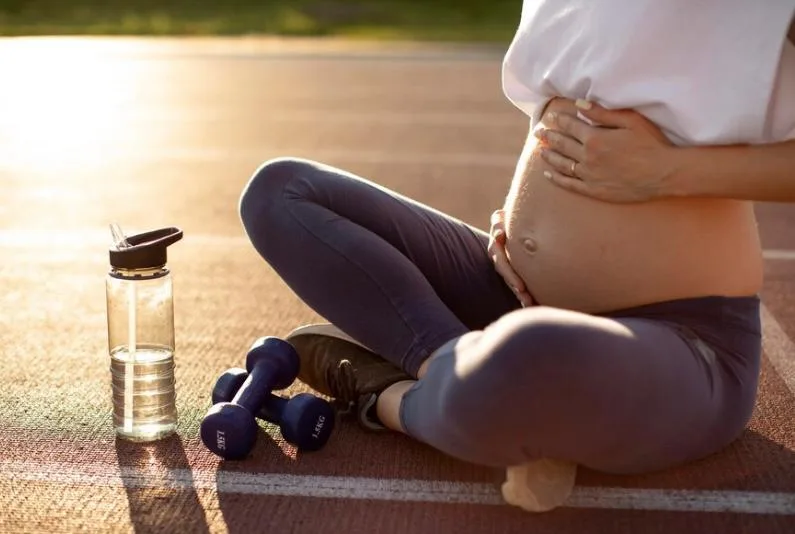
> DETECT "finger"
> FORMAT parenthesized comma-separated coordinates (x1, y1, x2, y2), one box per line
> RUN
(490, 209, 505, 226)
(516, 290, 535, 308)
(511, 282, 535, 308)
(496, 263, 527, 295)
(543, 169, 611, 201)
(539, 148, 579, 177)
(492, 228, 506, 246)
(547, 111, 596, 145)
(490, 247, 527, 293)
(490, 214, 505, 237)
(574, 99, 636, 129)
(489, 241, 534, 306)
(536, 129, 584, 162)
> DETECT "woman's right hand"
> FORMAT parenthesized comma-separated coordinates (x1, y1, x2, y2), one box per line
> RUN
(489, 209, 534, 307)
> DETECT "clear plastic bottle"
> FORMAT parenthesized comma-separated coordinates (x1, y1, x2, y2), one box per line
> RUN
(106, 225, 183, 442)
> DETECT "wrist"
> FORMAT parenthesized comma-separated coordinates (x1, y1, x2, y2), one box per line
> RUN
(662, 146, 701, 198)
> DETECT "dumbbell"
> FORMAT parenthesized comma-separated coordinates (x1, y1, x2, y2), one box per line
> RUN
(200, 336, 301, 460)
(212, 368, 335, 453)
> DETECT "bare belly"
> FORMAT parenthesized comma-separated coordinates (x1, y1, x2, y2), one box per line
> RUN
(503, 100, 764, 313)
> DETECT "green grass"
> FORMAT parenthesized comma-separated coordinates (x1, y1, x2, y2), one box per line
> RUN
(0, 0, 522, 42)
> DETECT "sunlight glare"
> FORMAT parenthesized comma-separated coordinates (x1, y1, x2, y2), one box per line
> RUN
(0, 39, 147, 171)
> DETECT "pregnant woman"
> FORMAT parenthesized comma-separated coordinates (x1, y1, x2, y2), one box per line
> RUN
(238, 0, 795, 509)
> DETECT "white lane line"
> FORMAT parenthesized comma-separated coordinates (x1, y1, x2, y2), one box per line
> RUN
(3, 460, 793, 515)
(761, 304, 795, 396)
(764, 249, 795, 261)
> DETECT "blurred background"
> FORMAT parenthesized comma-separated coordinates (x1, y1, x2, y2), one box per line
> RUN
(0, 0, 522, 42)
(0, 0, 527, 238)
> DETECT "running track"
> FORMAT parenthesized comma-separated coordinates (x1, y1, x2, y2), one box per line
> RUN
(0, 37, 793, 533)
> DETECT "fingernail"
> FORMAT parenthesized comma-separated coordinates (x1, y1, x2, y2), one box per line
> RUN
(546, 112, 557, 123)
(575, 99, 592, 110)
(544, 170, 553, 180)
(534, 128, 546, 139)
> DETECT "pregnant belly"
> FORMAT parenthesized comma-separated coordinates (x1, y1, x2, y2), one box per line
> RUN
(503, 113, 763, 313)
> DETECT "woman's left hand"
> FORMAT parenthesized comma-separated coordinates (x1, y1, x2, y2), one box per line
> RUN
(535, 100, 679, 203)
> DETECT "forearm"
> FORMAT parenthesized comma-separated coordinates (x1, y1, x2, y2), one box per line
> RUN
(668, 139, 795, 202)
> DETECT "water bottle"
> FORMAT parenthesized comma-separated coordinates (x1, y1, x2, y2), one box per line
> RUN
(106, 224, 183, 442)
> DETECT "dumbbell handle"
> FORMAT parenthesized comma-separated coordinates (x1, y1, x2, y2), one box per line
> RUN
(258, 395, 288, 423)
(231, 359, 280, 411)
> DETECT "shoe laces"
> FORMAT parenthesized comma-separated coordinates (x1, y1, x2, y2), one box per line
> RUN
(325, 359, 358, 414)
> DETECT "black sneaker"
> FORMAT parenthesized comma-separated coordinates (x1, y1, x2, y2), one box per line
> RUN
(285, 323, 412, 431)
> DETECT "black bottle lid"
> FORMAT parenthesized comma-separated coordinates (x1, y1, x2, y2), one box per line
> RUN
(109, 227, 183, 270)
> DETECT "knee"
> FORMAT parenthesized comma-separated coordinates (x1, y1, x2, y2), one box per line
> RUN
(238, 157, 313, 232)
(418, 309, 607, 463)
(435, 308, 608, 427)
(432, 310, 585, 413)
(476, 307, 600, 375)
(404, 352, 523, 466)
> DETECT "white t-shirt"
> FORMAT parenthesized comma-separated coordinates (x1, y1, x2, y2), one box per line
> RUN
(502, 0, 795, 145)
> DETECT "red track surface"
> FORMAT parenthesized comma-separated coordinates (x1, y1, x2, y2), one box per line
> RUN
(0, 38, 793, 533)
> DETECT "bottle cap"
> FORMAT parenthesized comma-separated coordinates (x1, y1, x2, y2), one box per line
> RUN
(109, 227, 183, 270)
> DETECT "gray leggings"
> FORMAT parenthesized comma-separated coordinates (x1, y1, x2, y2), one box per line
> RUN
(238, 157, 762, 474)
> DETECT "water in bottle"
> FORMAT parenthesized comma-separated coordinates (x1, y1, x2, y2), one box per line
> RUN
(106, 224, 183, 442)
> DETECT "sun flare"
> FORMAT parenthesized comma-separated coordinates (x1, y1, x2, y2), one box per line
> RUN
(0, 39, 147, 170)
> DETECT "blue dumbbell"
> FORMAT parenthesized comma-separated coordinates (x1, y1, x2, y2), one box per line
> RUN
(200, 336, 300, 460)
(212, 368, 335, 453)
